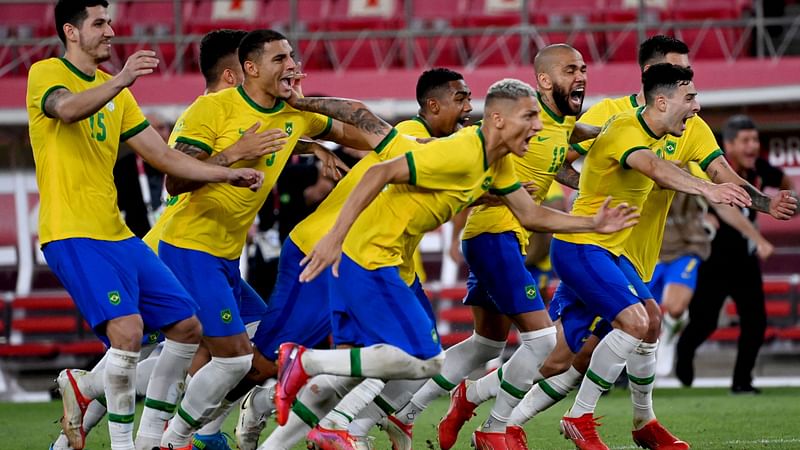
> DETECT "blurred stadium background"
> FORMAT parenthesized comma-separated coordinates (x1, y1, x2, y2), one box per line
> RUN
(0, 0, 798, 400)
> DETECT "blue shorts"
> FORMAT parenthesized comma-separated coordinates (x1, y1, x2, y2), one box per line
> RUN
(549, 283, 613, 353)
(462, 232, 545, 315)
(550, 240, 649, 351)
(329, 253, 442, 360)
(239, 279, 268, 325)
(252, 238, 332, 361)
(159, 241, 254, 338)
(527, 265, 554, 293)
(647, 254, 701, 304)
(42, 237, 197, 346)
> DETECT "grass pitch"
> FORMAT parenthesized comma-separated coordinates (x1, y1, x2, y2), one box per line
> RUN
(2, 387, 799, 449)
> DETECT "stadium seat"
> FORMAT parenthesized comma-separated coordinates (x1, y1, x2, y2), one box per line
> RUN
(0, 343, 58, 358)
(724, 301, 792, 318)
(11, 316, 78, 335)
(439, 307, 474, 324)
(529, 0, 604, 63)
(0, 2, 53, 39)
(671, 5, 745, 60)
(185, 0, 267, 35)
(116, 1, 192, 72)
(11, 294, 75, 312)
(58, 340, 106, 356)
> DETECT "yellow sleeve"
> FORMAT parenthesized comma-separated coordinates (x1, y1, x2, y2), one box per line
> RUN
(305, 112, 333, 139)
(688, 162, 711, 180)
(172, 96, 223, 155)
(118, 88, 149, 141)
(27, 61, 67, 119)
(684, 117, 724, 171)
(489, 154, 522, 195)
(606, 118, 653, 169)
(545, 182, 565, 201)
(404, 139, 475, 190)
(572, 100, 611, 154)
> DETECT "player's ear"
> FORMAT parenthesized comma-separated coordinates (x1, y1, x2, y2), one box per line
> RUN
(490, 110, 504, 129)
(63, 22, 78, 43)
(427, 98, 440, 114)
(243, 60, 258, 77)
(537, 72, 552, 90)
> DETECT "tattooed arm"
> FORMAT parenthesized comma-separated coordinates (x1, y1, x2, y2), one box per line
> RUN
(555, 159, 580, 190)
(705, 156, 797, 219)
(569, 123, 600, 144)
(287, 96, 392, 150)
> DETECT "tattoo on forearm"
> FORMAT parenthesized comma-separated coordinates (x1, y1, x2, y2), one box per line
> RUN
(167, 142, 226, 194)
(742, 183, 771, 213)
(293, 98, 391, 136)
(555, 161, 580, 190)
(43, 88, 68, 118)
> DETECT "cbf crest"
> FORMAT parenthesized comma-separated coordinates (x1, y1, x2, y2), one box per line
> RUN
(285, 122, 293, 136)
(664, 139, 677, 155)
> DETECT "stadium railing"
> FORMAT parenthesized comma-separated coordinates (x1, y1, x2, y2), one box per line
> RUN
(1, 0, 798, 76)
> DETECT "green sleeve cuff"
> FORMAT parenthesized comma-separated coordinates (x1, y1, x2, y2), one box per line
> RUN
(489, 182, 522, 196)
(405, 151, 417, 185)
(374, 128, 398, 154)
(620, 146, 650, 169)
(571, 142, 589, 155)
(311, 116, 334, 139)
(698, 148, 723, 171)
(40, 85, 68, 118)
(175, 136, 214, 155)
(120, 119, 150, 142)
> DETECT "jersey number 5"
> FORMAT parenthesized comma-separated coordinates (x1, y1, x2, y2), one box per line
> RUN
(89, 112, 107, 142)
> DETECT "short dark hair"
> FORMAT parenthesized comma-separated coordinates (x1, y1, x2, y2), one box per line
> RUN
(55, 0, 109, 45)
(238, 29, 288, 67)
(415, 68, 464, 108)
(638, 35, 689, 71)
(722, 114, 758, 142)
(200, 29, 247, 85)
(641, 63, 694, 105)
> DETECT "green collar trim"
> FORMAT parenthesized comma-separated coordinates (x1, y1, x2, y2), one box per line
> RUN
(477, 127, 488, 170)
(537, 91, 564, 124)
(411, 115, 435, 137)
(59, 58, 95, 82)
(636, 107, 660, 139)
(237, 85, 284, 114)
(629, 94, 639, 107)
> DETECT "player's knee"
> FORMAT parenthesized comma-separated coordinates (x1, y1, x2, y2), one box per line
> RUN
(420, 351, 446, 377)
(106, 315, 144, 350)
(163, 316, 202, 344)
(540, 356, 572, 377)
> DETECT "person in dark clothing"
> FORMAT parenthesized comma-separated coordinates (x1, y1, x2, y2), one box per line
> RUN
(676, 115, 796, 394)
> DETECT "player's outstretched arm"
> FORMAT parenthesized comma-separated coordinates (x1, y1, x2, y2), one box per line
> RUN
(127, 126, 264, 192)
(165, 122, 287, 195)
(299, 155, 410, 282)
(704, 156, 797, 219)
(286, 95, 392, 150)
(44, 51, 159, 124)
(501, 188, 639, 234)
(626, 149, 752, 208)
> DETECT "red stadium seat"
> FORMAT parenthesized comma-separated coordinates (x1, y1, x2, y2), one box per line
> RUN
(186, 0, 267, 35)
(436, 287, 468, 302)
(0, 343, 58, 358)
(11, 316, 78, 334)
(11, 295, 75, 312)
(0, 2, 54, 38)
(439, 308, 474, 324)
(58, 340, 106, 356)
(671, 5, 745, 60)
(115, 1, 193, 72)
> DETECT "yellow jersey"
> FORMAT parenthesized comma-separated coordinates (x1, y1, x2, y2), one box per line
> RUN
(343, 125, 521, 270)
(27, 58, 149, 244)
(160, 86, 332, 259)
(290, 121, 425, 285)
(462, 92, 575, 252)
(142, 107, 190, 252)
(555, 107, 666, 255)
(624, 117, 722, 281)
(572, 94, 640, 155)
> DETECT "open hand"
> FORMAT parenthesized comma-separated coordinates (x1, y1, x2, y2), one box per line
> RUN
(703, 183, 751, 208)
(299, 233, 343, 282)
(313, 145, 350, 181)
(592, 196, 640, 233)
(233, 122, 288, 161)
(769, 190, 798, 220)
(118, 50, 159, 87)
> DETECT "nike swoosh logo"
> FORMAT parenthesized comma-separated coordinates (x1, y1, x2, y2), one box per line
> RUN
(537, 136, 549, 142)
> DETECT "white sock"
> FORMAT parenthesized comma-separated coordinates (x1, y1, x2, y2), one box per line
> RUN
(105, 348, 140, 450)
(627, 340, 658, 429)
(136, 339, 198, 445)
(320, 378, 385, 430)
(483, 327, 556, 432)
(348, 402, 386, 437)
(76, 370, 105, 400)
(249, 383, 276, 418)
(466, 365, 504, 405)
(404, 332, 505, 425)
(83, 398, 108, 433)
(260, 375, 360, 449)
(51, 432, 70, 450)
(161, 354, 252, 448)
(509, 366, 582, 426)
(302, 345, 445, 379)
(197, 397, 239, 436)
(135, 355, 158, 397)
(568, 329, 640, 418)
